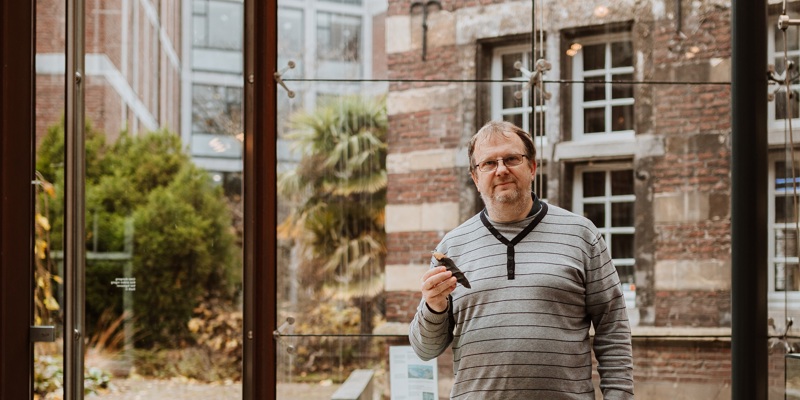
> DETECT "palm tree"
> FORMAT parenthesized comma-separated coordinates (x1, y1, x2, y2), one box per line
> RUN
(278, 95, 387, 335)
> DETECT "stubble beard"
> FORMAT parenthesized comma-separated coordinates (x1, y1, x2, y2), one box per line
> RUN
(481, 184, 528, 216)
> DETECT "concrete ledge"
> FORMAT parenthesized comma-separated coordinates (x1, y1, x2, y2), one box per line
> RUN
(376, 321, 733, 339)
(330, 369, 374, 400)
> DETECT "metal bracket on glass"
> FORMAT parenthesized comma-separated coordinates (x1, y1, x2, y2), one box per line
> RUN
(272, 316, 296, 354)
(767, 62, 799, 102)
(274, 61, 296, 99)
(769, 317, 795, 354)
(31, 325, 56, 342)
(513, 59, 552, 101)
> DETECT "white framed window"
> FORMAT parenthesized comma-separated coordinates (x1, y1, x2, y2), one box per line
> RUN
(767, 154, 800, 318)
(572, 164, 636, 285)
(570, 33, 634, 141)
(491, 44, 547, 142)
(768, 19, 800, 129)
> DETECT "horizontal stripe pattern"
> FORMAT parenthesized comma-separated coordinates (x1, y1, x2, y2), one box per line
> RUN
(409, 203, 634, 399)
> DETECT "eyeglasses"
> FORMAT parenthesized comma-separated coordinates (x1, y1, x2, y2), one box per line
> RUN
(474, 154, 528, 172)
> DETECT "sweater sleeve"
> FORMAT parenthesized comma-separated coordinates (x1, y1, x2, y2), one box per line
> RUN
(408, 295, 452, 361)
(586, 233, 635, 399)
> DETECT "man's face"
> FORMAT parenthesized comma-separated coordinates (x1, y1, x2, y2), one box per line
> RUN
(470, 132, 536, 205)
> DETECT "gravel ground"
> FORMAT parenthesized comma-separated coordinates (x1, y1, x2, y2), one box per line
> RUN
(86, 379, 341, 400)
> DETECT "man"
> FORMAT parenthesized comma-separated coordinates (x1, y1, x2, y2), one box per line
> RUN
(409, 121, 634, 399)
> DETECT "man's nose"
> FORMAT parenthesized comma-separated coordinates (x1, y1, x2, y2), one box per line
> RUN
(494, 160, 510, 174)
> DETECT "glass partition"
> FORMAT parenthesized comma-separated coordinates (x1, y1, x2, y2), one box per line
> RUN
(34, 0, 245, 397)
(34, 0, 67, 397)
(274, 0, 751, 399)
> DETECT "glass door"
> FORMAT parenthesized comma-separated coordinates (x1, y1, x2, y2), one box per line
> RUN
(32, 0, 246, 398)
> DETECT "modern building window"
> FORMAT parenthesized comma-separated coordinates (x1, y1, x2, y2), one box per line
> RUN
(491, 44, 546, 139)
(570, 33, 634, 140)
(192, 0, 243, 74)
(191, 84, 243, 161)
(317, 11, 361, 63)
(572, 164, 636, 285)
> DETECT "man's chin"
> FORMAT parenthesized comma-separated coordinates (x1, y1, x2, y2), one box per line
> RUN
(489, 189, 521, 204)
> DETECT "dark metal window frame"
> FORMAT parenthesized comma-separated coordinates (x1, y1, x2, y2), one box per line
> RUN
(0, 0, 278, 398)
(0, 0, 35, 399)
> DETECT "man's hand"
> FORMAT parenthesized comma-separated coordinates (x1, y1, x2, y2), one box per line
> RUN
(421, 266, 457, 313)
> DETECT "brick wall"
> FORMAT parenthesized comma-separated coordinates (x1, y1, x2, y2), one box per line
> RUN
(386, 290, 421, 323)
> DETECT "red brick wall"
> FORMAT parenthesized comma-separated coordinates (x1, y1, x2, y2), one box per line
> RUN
(386, 290, 422, 323)
(387, 232, 443, 266)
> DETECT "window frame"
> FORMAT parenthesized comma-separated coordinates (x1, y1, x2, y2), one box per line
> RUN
(572, 163, 636, 284)
(767, 17, 800, 129)
(570, 31, 635, 141)
(490, 44, 547, 145)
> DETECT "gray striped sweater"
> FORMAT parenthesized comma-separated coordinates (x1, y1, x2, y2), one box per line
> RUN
(409, 201, 634, 399)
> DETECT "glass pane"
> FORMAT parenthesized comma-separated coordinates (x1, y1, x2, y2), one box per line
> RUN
(582, 171, 605, 197)
(611, 41, 633, 68)
(582, 43, 605, 71)
(776, 263, 800, 291)
(584, 107, 605, 133)
(611, 233, 634, 259)
(502, 85, 521, 108)
(612, 105, 634, 131)
(611, 202, 634, 227)
(776, 229, 799, 258)
(776, 56, 800, 79)
(35, 0, 66, 397)
(612, 74, 634, 99)
(75, 0, 244, 396)
(584, 78, 605, 102)
(776, 196, 798, 224)
(584, 203, 606, 228)
(503, 113, 523, 128)
(775, 88, 800, 120)
(611, 170, 634, 195)
(317, 12, 361, 62)
(278, 8, 304, 77)
(502, 53, 522, 79)
(207, 1, 243, 50)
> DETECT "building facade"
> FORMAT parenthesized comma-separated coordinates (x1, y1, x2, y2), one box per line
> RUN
(380, 0, 794, 396)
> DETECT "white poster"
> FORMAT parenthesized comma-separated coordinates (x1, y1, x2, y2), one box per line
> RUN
(389, 346, 438, 400)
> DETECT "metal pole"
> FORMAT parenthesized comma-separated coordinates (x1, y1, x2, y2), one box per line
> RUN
(65, 0, 86, 397)
(731, 0, 768, 398)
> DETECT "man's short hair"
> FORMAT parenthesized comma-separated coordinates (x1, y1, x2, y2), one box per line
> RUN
(468, 121, 536, 172)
